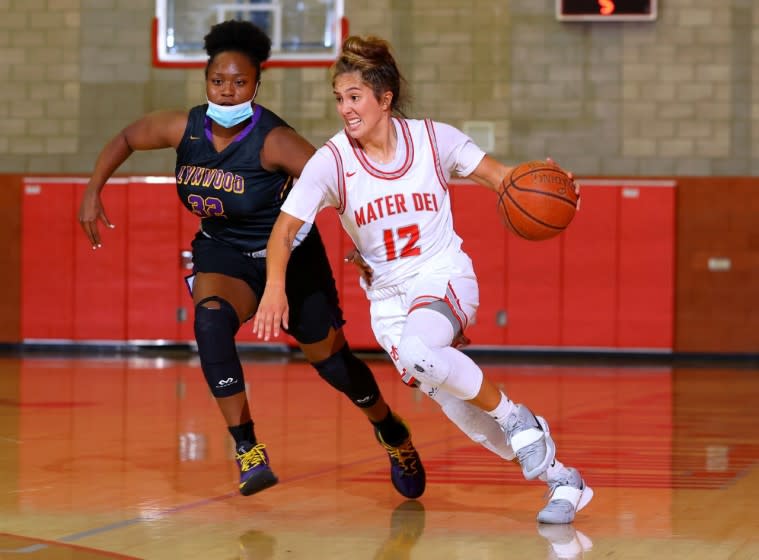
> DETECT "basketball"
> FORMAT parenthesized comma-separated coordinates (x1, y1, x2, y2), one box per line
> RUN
(497, 160, 579, 241)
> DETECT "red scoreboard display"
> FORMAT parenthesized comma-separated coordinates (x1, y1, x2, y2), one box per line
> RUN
(557, 0, 657, 21)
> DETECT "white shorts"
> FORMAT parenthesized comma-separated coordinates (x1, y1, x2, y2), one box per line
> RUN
(367, 249, 480, 375)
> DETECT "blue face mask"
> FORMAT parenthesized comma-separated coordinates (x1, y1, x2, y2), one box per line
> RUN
(206, 94, 255, 128)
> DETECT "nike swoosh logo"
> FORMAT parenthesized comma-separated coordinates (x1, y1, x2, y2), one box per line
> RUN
(190, 135, 200, 140)
(346, 171, 357, 177)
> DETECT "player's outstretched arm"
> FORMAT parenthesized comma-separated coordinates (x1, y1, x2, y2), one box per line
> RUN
(78, 110, 187, 249)
(253, 211, 307, 341)
(465, 155, 513, 193)
(467, 155, 580, 204)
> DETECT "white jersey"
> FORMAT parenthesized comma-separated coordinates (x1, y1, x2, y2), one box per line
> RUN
(282, 118, 485, 291)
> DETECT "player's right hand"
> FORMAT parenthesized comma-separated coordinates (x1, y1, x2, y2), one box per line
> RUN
(546, 156, 581, 211)
(78, 188, 114, 249)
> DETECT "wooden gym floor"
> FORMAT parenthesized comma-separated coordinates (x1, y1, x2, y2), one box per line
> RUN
(0, 352, 758, 559)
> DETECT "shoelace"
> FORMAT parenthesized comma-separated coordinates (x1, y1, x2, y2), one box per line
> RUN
(384, 441, 420, 476)
(236, 443, 268, 472)
(505, 411, 525, 440)
(506, 408, 543, 464)
(516, 440, 542, 463)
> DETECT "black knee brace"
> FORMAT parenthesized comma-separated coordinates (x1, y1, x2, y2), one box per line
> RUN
(312, 344, 381, 408)
(194, 296, 245, 398)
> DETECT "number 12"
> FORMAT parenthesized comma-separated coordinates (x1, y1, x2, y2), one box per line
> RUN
(382, 224, 421, 261)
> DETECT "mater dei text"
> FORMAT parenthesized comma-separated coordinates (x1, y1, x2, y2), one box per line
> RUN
(354, 192, 439, 227)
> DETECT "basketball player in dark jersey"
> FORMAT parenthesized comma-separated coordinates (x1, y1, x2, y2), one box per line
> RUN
(77, 20, 425, 499)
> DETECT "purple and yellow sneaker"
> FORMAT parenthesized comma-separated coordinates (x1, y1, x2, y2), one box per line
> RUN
(374, 420, 426, 499)
(235, 442, 278, 496)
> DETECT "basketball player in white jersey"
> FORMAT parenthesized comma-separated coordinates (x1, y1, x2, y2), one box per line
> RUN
(254, 35, 592, 524)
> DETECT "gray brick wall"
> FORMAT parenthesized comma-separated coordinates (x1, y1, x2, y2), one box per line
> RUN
(0, 0, 756, 176)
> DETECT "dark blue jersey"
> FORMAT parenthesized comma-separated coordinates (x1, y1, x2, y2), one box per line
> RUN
(175, 104, 293, 253)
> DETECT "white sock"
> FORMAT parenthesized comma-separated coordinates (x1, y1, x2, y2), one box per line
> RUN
(487, 392, 516, 429)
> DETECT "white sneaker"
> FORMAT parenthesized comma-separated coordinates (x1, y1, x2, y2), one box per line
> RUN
(537, 523, 593, 559)
(504, 404, 556, 480)
(537, 467, 593, 524)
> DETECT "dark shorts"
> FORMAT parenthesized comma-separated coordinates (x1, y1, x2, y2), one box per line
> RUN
(190, 227, 345, 344)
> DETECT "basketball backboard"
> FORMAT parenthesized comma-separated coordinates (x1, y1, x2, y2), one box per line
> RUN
(153, 0, 346, 68)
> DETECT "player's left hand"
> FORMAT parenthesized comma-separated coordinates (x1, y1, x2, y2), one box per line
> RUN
(252, 285, 289, 341)
(452, 332, 471, 349)
(345, 248, 374, 287)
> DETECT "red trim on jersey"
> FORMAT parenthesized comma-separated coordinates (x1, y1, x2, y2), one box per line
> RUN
(409, 283, 468, 334)
(409, 300, 434, 314)
(346, 118, 414, 180)
(424, 119, 448, 191)
(445, 282, 469, 331)
(326, 141, 346, 214)
(410, 296, 438, 308)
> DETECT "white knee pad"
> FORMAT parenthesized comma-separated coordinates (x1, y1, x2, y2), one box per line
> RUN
(397, 335, 451, 386)
(398, 337, 483, 400)
(425, 386, 515, 461)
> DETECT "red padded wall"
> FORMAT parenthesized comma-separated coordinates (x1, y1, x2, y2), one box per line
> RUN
(505, 235, 563, 347)
(616, 183, 675, 349)
(0, 175, 22, 343)
(561, 186, 618, 348)
(16, 176, 677, 351)
(73, 181, 128, 341)
(21, 180, 76, 340)
(126, 179, 182, 341)
(451, 182, 507, 345)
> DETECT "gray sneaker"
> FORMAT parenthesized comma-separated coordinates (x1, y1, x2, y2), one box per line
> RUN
(537, 467, 593, 524)
(504, 404, 556, 480)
